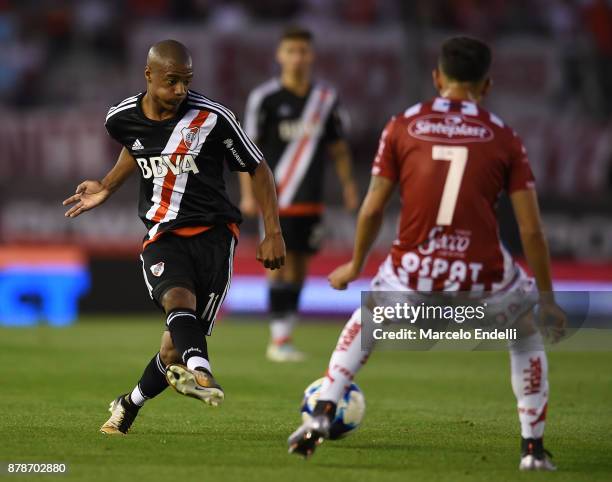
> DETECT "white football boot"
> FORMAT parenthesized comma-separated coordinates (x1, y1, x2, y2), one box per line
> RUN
(519, 438, 557, 471)
(266, 342, 305, 362)
(100, 394, 139, 435)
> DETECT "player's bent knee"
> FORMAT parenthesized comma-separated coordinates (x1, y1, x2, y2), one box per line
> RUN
(159, 331, 181, 365)
(283, 251, 310, 283)
(160, 345, 180, 365)
(161, 286, 196, 313)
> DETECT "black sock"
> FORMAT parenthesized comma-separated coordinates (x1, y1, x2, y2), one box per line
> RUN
(166, 309, 209, 366)
(269, 282, 302, 318)
(128, 352, 168, 407)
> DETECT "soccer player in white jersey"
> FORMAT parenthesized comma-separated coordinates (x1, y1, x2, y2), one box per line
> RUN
(288, 37, 567, 471)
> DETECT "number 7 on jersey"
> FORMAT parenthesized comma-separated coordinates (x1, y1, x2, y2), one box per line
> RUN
(433, 145, 468, 226)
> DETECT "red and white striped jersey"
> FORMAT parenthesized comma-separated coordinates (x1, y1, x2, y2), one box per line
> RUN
(372, 97, 535, 292)
(244, 79, 344, 217)
(105, 90, 262, 245)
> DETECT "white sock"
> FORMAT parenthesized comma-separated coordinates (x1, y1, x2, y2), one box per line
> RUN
(129, 384, 147, 407)
(187, 356, 212, 373)
(270, 312, 297, 345)
(509, 333, 548, 438)
(318, 308, 373, 403)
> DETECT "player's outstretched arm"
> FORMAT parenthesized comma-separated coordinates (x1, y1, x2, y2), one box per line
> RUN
(329, 175, 395, 290)
(329, 139, 359, 211)
(249, 160, 286, 270)
(63, 147, 137, 218)
(510, 189, 567, 342)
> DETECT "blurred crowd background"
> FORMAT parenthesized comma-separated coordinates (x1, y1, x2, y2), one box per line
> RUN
(3, 0, 612, 119)
(0, 0, 610, 322)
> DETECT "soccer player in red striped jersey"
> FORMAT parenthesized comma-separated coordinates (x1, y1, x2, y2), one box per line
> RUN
(63, 40, 285, 435)
(239, 27, 359, 362)
(288, 37, 567, 470)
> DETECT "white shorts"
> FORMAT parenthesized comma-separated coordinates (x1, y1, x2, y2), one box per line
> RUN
(367, 256, 538, 329)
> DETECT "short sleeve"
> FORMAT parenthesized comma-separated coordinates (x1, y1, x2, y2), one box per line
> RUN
(371, 117, 399, 181)
(506, 131, 535, 194)
(216, 112, 263, 173)
(323, 100, 345, 143)
(104, 111, 124, 146)
(104, 96, 139, 149)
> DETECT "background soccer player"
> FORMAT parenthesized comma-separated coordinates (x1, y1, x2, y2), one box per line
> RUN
(288, 37, 567, 470)
(63, 40, 285, 434)
(239, 27, 359, 362)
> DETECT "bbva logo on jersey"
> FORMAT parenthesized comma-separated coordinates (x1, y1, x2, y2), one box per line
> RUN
(136, 155, 199, 179)
(278, 119, 319, 142)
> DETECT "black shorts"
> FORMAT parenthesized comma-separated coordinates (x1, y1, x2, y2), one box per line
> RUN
(270, 215, 324, 254)
(140, 225, 236, 335)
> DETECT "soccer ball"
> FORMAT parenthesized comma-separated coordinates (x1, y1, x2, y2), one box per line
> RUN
(300, 377, 365, 439)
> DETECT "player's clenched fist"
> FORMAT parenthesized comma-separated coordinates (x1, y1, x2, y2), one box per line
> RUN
(256, 232, 286, 270)
(63, 180, 111, 218)
(328, 262, 360, 290)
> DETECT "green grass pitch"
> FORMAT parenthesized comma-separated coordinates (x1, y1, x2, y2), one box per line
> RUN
(1, 316, 611, 482)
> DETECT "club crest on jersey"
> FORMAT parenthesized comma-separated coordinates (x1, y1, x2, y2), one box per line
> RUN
(408, 114, 494, 143)
(136, 154, 199, 178)
(150, 262, 164, 277)
(181, 126, 200, 150)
